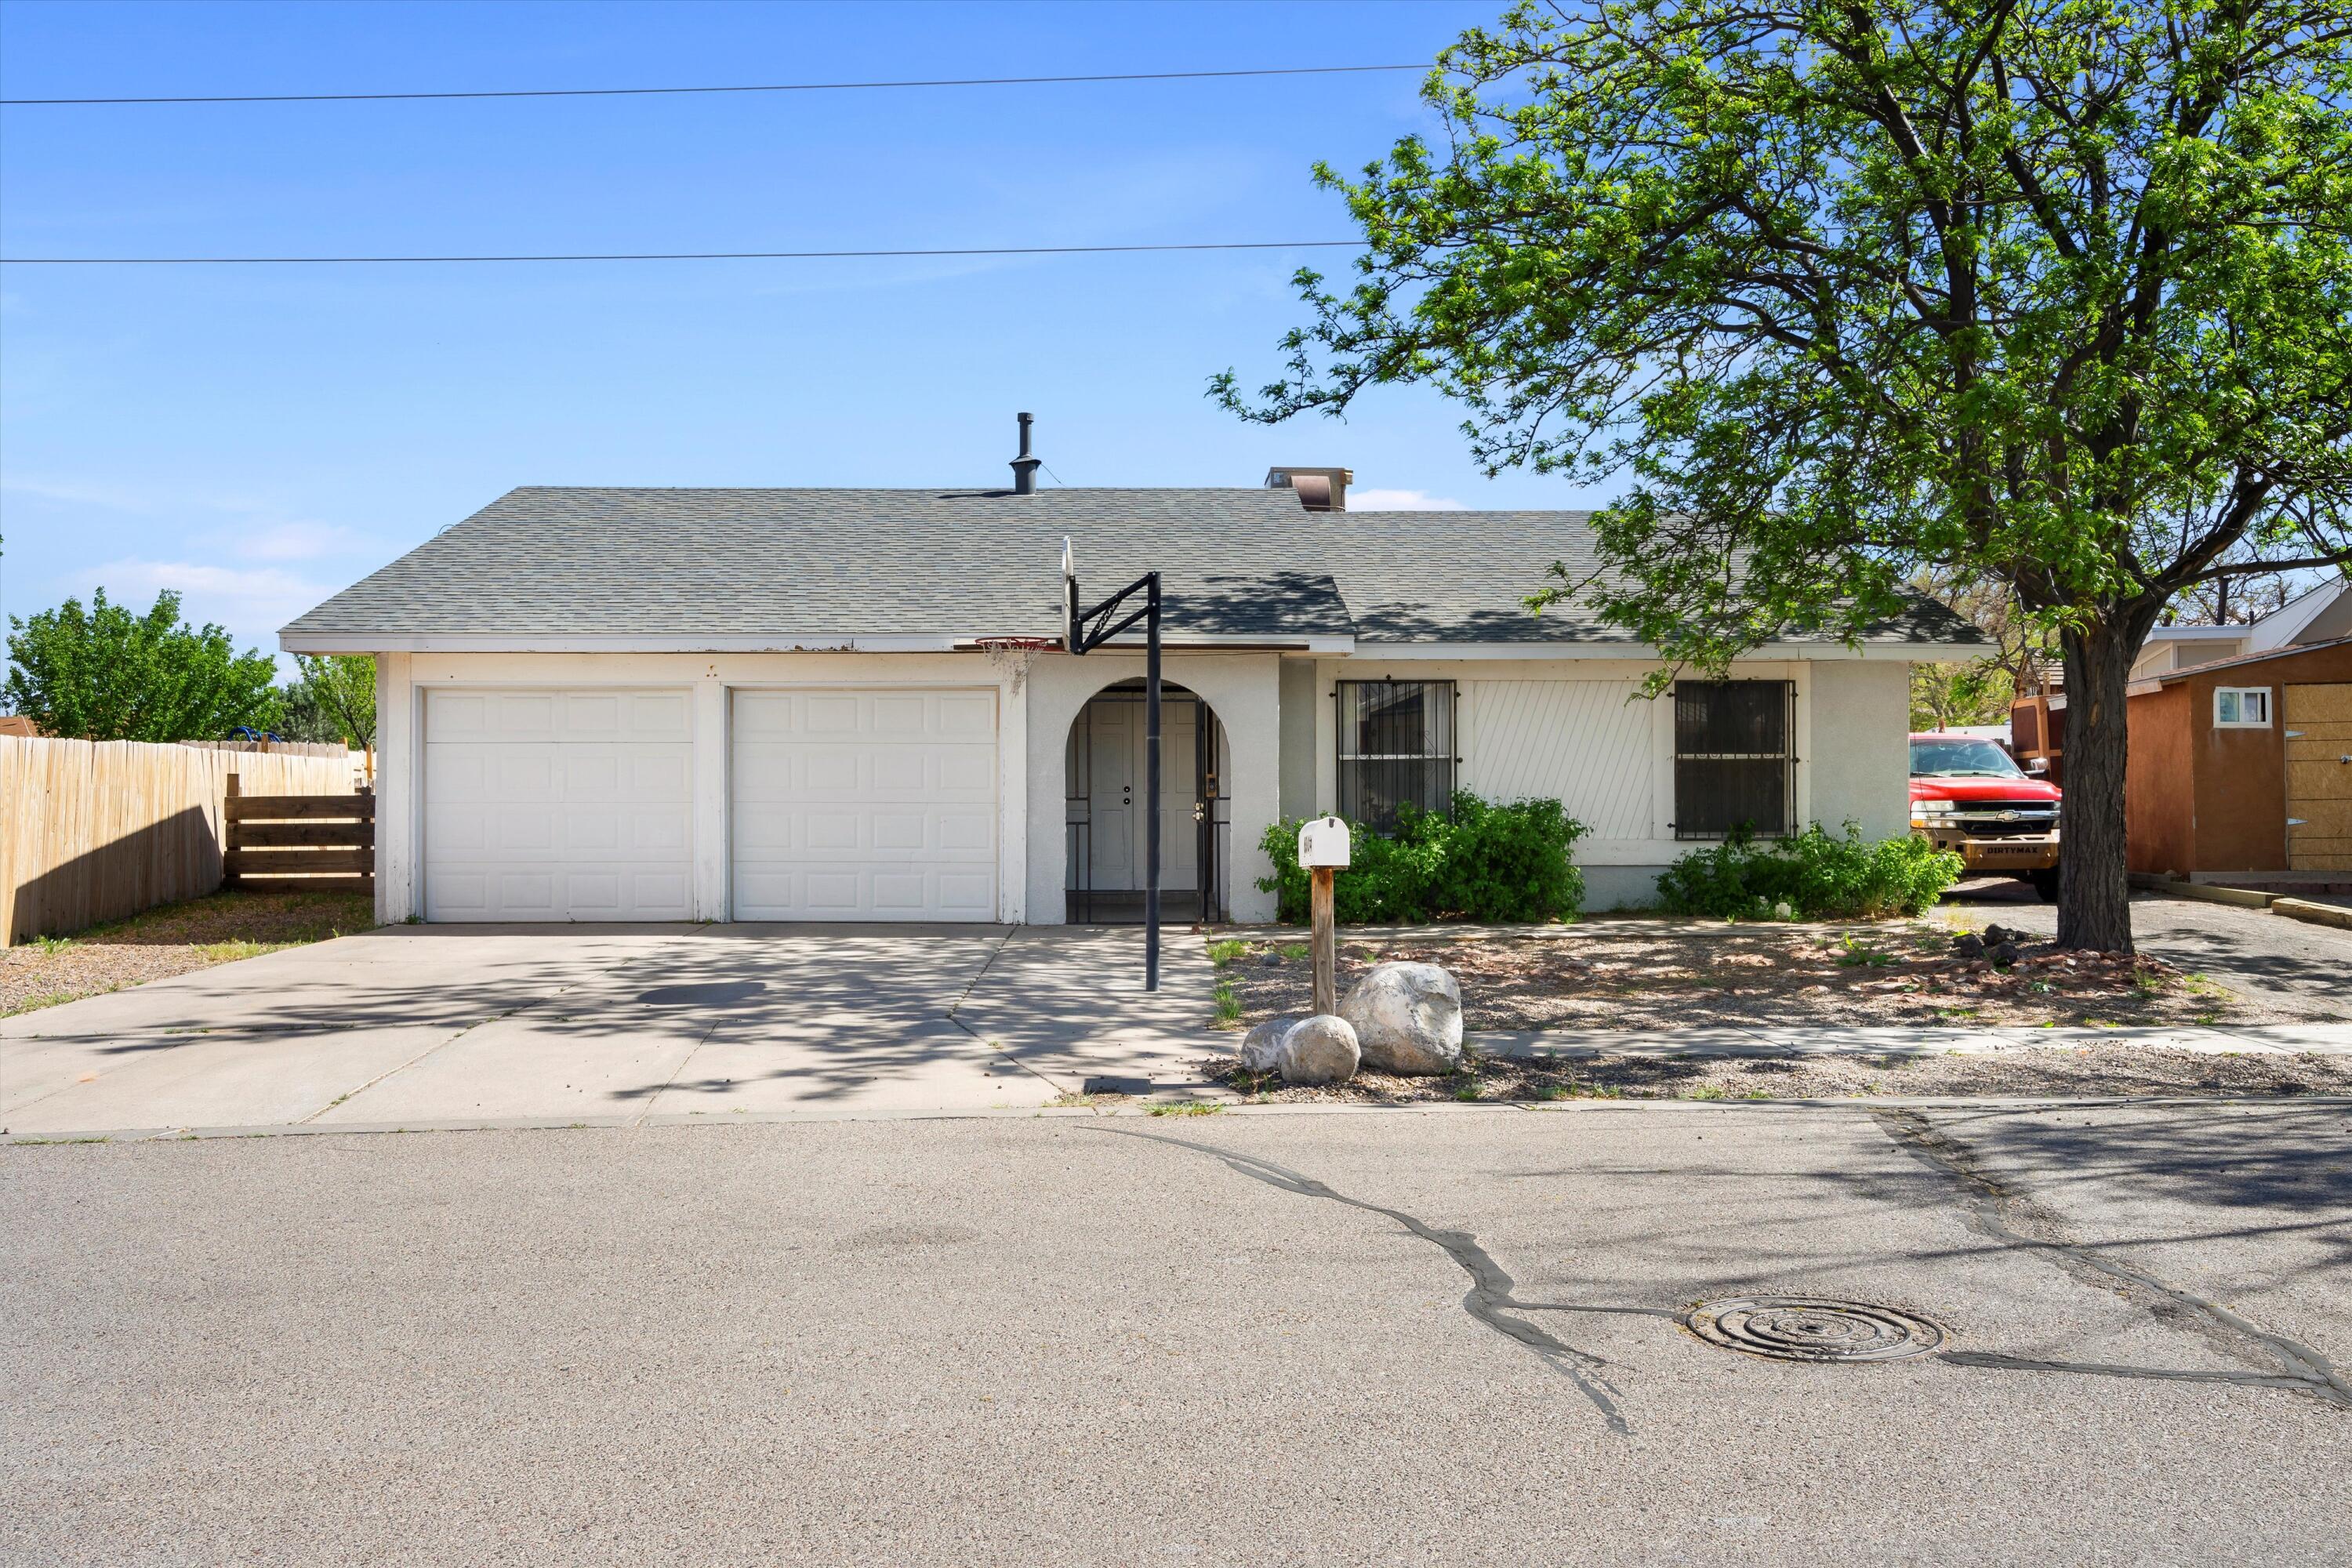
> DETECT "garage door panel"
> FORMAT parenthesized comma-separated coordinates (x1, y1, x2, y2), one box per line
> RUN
(938, 812, 993, 853)
(498, 808, 557, 855)
(731, 687, 998, 921)
(426, 688, 694, 922)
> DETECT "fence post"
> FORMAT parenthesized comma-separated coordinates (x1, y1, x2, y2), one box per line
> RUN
(223, 771, 240, 886)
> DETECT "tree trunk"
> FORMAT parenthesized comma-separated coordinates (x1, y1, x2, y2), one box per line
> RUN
(2054, 620, 2137, 953)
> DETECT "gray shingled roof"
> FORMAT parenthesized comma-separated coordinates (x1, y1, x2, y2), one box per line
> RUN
(281, 486, 1984, 648)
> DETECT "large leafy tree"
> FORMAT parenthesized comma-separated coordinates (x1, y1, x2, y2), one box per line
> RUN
(4, 588, 281, 741)
(276, 654, 376, 749)
(1219, 0, 2352, 952)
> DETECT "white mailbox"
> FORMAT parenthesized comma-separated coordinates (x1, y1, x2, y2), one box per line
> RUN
(1297, 816, 1352, 869)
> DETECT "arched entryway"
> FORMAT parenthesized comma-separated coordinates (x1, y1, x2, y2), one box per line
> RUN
(1064, 680, 1231, 923)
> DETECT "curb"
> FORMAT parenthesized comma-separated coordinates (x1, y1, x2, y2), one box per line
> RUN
(11, 1093, 2352, 1145)
(2129, 877, 2275, 909)
(2273, 897, 2352, 932)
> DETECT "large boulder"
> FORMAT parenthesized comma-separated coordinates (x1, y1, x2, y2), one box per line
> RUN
(1240, 1015, 1301, 1075)
(1341, 961, 1464, 1076)
(1277, 1014, 1360, 1086)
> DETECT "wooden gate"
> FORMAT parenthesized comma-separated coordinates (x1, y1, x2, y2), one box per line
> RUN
(2285, 684, 2352, 871)
(223, 775, 376, 894)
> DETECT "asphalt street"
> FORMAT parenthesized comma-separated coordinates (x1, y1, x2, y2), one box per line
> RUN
(5, 1102, 2348, 1566)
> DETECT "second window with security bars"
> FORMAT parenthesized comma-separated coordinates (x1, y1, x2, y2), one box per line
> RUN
(1337, 680, 1455, 832)
(1672, 680, 1795, 838)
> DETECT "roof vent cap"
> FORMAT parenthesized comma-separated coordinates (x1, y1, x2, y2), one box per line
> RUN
(1265, 466, 1351, 511)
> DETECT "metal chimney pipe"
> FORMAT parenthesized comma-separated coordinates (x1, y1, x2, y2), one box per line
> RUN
(1011, 412, 1041, 495)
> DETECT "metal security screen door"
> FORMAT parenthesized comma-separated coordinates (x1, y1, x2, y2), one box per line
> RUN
(1672, 680, 1796, 838)
(1336, 681, 1456, 830)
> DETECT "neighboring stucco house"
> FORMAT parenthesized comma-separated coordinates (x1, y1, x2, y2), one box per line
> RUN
(281, 463, 1984, 926)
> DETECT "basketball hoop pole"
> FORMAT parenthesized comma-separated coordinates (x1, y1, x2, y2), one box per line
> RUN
(1064, 552, 1167, 993)
(1144, 574, 1163, 993)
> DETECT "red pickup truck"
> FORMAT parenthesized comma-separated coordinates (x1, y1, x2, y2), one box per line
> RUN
(1909, 732, 2063, 900)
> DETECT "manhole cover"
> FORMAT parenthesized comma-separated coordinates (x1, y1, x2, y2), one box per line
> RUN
(1686, 1297, 1944, 1362)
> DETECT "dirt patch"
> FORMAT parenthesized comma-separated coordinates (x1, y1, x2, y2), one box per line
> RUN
(1214, 920, 2319, 1033)
(1200, 1046, 2352, 1105)
(3, 889, 377, 1016)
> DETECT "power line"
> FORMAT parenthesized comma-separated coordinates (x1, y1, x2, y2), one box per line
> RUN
(0, 63, 1428, 108)
(0, 239, 1361, 266)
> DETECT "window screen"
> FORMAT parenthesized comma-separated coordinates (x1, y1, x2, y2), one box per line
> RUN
(1673, 680, 1795, 839)
(1336, 681, 1455, 832)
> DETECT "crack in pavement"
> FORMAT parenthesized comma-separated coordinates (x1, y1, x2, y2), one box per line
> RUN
(943, 928, 1070, 1094)
(296, 942, 694, 1127)
(1875, 1109, 2352, 1410)
(1091, 1123, 1635, 1434)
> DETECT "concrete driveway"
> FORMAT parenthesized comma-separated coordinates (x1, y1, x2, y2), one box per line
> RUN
(1, 924, 1224, 1137)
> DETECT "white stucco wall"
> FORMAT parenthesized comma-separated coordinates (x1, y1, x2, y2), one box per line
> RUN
(1022, 651, 1283, 924)
(1303, 655, 1909, 909)
(1803, 659, 1912, 840)
(366, 645, 1908, 925)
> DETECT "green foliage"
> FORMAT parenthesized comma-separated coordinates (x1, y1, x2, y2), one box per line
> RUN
(1219, 0, 2352, 948)
(1655, 826, 1962, 921)
(4, 589, 280, 741)
(1257, 793, 1588, 924)
(277, 655, 376, 747)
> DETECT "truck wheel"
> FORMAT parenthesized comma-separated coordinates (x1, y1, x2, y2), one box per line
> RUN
(2028, 869, 2060, 902)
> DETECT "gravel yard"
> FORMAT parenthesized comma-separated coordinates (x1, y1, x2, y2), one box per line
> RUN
(2, 889, 378, 1016)
(1214, 915, 2330, 1036)
(1200, 1043, 2352, 1104)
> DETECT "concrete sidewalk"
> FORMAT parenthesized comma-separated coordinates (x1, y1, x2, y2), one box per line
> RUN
(1, 924, 1225, 1138)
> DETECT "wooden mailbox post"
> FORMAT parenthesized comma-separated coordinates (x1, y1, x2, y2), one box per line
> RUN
(1297, 817, 1352, 1016)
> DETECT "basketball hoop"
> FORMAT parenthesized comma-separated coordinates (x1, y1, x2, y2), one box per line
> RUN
(975, 635, 1056, 692)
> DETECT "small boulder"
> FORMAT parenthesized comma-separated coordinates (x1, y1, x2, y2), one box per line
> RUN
(1982, 923, 2012, 946)
(1277, 1014, 1360, 1085)
(1987, 940, 2022, 968)
(1341, 961, 1465, 1076)
(1953, 932, 1986, 959)
(1240, 1014, 1301, 1075)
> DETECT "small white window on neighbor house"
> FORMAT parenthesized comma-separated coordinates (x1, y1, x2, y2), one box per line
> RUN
(2213, 686, 2272, 728)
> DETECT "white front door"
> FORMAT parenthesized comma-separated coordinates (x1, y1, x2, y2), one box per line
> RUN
(1074, 695, 1198, 892)
(423, 688, 694, 921)
(731, 688, 999, 920)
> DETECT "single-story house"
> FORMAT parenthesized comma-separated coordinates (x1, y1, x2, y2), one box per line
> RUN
(2129, 577, 2352, 684)
(2126, 635, 2352, 877)
(281, 452, 1984, 926)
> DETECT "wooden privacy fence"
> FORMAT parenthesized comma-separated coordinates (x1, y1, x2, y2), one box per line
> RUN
(223, 775, 376, 894)
(0, 736, 361, 945)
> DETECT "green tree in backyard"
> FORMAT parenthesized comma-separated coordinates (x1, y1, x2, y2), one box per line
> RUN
(276, 655, 376, 749)
(1907, 568, 2056, 729)
(4, 589, 281, 741)
(1218, 0, 2352, 953)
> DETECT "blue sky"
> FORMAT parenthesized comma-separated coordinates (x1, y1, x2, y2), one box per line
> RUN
(1, 0, 1606, 672)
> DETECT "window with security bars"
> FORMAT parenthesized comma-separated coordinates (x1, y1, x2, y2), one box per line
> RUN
(1673, 680, 1795, 839)
(1337, 681, 1455, 832)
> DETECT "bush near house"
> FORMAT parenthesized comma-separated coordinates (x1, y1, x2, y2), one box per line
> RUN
(1656, 825, 1962, 921)
(1258, 793, 1588, 924)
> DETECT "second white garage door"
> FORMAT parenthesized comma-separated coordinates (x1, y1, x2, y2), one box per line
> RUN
(731, 688, 999, 920)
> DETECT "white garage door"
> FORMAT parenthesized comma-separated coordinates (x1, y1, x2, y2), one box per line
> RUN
(423, 688, 693, 921)
(732, 688, 998, 920)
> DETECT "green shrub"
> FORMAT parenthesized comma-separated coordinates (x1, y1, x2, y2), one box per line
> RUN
(1654, 824, 1963, 920)
(1255, 793, 1588, 924)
